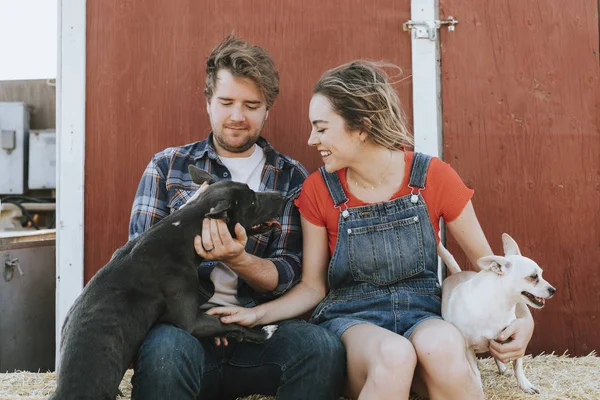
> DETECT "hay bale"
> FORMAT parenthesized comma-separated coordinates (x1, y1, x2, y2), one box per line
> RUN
(1, 353, 598, 399)
(477, 352, 600, 400)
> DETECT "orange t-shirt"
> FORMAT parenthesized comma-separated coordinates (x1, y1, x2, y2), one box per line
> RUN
(295, 151, 474, 256)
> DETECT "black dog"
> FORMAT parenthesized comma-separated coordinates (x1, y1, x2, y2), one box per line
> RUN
(49, 165, 285, 400)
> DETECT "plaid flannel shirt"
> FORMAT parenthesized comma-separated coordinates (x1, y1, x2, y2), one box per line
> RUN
(129, 133, 308, 306)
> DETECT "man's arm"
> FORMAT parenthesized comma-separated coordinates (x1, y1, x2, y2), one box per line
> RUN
(206, 216, 330, 327)
(194, 168, 306, 296)
(194, 219, 279, 291)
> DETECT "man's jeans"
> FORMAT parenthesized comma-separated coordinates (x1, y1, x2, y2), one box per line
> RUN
(131, 319, 346, 400)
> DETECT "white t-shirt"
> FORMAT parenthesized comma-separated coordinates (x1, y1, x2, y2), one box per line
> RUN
(201, 144, 266, 309)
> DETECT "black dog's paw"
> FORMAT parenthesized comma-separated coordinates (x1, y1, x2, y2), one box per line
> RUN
(225, 331, 245, 342)
(226, 325, 278, 344)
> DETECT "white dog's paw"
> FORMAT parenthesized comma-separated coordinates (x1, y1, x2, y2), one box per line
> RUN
(519, 380, 540, 394)
(262, 325, 278, 339)
(495, 360, 514, 377)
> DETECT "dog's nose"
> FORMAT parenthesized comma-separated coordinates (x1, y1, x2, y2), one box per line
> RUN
(548, 286, 556, 296)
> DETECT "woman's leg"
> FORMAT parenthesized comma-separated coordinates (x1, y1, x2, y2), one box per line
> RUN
(409, 319, 484, 400)
(341, 323, 417, 400)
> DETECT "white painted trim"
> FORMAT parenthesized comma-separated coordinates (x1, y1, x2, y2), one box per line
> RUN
(56, 0, 86, 368)
(410, 0, 442, 158)
(409, 0, 445, 281)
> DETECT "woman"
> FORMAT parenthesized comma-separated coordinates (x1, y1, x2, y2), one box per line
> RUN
(205, 61, 534, 399)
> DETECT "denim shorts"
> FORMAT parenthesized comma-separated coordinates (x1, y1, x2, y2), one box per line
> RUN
(310, 279, 442, 339)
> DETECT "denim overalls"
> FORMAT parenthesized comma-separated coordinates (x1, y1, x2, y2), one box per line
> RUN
(310, 152, 442, 339)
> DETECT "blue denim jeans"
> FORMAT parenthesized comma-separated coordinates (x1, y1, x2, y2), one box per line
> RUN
(131, 320, 346, 400)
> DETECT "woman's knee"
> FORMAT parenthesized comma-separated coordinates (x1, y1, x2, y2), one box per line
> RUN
(358, 338, 416, 396)
(410, 321, 483, 398)
(373, 337, 417, 372)
(411, 321, 468, 371)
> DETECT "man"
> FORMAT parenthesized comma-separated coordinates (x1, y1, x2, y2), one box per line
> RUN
(128, 35, 346, 400)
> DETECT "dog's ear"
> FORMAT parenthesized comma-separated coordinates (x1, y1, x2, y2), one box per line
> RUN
(477, 255, 511, 275)
(205, 200, 231, 222)
(188, 165, 216, 185)
(502, 233, 521, 257)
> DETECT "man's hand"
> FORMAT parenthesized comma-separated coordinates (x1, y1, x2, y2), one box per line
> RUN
(194, 219, 248, 264)
(206, 305, 264, 328)
(489, 316, 534, 363)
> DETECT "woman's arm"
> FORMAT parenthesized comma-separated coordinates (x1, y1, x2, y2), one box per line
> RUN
(207, 216, 330, 327)
(446, 200, 534, 363)
(445, 201, 492, 269)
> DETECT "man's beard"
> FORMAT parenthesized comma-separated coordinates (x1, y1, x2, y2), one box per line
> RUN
(210, 118, 265, 154)
(212, 128, 259, 154)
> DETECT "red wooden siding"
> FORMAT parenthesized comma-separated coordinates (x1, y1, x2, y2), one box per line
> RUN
(440, 0, 600, 356)
(85, 0, 599, 355)
(85, 1, 413, 277)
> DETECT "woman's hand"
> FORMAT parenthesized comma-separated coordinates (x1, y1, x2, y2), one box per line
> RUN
(206, 305, 265, 328)
(489, 316, 534, 363)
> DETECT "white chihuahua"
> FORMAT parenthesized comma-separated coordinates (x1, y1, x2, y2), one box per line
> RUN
(440, 233, 556, 394)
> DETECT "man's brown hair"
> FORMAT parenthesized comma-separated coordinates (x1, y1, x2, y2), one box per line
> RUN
(204, 34, 280, 109)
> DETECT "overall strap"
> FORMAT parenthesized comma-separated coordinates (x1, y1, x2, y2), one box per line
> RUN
(319, 166, 348, 207)
(408, 152, 433, 189)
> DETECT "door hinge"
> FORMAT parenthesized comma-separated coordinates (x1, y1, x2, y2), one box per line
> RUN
(3, 255, 24, 282)
(403, 16, 458, 41)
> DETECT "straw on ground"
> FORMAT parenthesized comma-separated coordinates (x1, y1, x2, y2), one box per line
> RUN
(1, 353, 599, 400)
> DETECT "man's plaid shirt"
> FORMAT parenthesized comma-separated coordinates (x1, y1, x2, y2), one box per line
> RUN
(129, 134, 308, 306)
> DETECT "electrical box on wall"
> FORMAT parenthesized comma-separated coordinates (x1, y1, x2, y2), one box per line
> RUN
(0, 102, 30, 194)
(28, 129, 56, 190)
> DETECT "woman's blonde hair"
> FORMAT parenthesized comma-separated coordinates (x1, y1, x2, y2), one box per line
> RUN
(313, 60, 413, 150)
